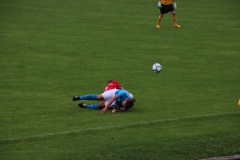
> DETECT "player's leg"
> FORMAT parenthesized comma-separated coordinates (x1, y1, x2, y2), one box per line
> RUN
(78, 102, 105, 109)
(156, 14, 164, 28)
(75, 89, 116, 101)
(101, 89, 117, 101)
(171, 11, 180, 28)
(157, 4, 168, 28)
(72, 94, 104, 101)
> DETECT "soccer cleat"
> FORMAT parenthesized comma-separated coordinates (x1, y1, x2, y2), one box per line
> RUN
(78, 103, 88, 108)
(156, 24, 160, 28)
(174, 24, 181, 28)
(72, 96, 79, 101)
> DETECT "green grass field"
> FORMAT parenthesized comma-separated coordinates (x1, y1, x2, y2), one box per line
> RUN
(1, 0, 240, 159)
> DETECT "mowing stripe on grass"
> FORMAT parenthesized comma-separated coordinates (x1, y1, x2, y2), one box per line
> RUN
(0, 4, 239, 24)
(1, 111, 240, 142)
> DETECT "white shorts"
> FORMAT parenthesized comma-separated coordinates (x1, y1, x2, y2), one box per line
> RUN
(102, 89, 117, 107)
(101, 89, 134, 107)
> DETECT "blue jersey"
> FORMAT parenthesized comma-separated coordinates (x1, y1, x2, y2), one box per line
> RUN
(115, 89, 132, 107)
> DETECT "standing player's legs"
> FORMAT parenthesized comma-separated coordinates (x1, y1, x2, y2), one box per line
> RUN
(156, 4, 180, 28)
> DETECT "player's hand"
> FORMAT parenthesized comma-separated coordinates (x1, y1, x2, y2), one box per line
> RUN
(173, 2, 177, 9)
(101, 108, 107, 114)
(157, 1, 161, 9)
(112, 109, 117, 113)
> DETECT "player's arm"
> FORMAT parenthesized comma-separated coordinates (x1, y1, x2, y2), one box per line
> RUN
(112, 108, 123, 113)
(101, 95, 118, 114)
(111, 105, 125, 113)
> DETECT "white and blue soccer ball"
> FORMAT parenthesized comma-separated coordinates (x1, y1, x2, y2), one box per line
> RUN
(152, 63, 162, 73)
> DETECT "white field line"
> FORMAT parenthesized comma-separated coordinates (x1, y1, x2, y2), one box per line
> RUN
(0, 4, 239, 24)
(1, 111, 240, 142)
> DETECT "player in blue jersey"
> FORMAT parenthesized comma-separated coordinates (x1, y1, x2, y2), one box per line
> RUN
(72, 89, 136, 114)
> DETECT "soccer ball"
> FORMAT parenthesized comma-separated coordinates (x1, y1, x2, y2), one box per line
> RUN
(152, 63, 162, 73)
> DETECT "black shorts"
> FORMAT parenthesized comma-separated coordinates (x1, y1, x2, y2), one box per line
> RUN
(160, 4, 174, 14)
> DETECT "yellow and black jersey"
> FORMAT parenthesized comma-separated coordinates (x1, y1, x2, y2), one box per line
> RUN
(161, 0, 173, 5)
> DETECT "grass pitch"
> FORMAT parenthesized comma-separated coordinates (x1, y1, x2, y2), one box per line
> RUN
(0, 0, 240, 159)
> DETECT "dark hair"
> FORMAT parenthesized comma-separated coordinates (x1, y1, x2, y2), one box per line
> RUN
(125, 99, 136, 110)
(107, 79, 114, 84)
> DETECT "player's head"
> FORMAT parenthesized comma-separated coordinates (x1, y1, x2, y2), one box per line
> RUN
(107, 79, 114, 83)
(122, 99, 136, 110)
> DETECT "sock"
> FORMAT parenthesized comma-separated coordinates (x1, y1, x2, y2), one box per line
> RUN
(172, 15, 177, 25)
(79, 94, 98, 100)
(86, 104, 98, 109)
